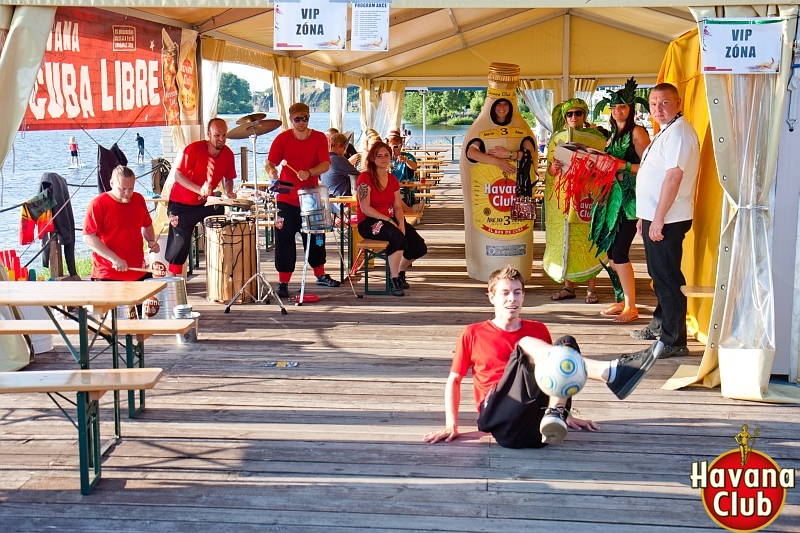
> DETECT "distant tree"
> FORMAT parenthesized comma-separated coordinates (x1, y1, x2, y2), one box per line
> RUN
(218, 72, 253, 114)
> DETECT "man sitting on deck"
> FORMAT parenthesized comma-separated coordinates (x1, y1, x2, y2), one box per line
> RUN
(83, 165, 159, 281)
(423, 265, 663, 448)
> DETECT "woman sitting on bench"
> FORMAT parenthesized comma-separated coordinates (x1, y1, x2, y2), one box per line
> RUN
(355, 141, 427, 297)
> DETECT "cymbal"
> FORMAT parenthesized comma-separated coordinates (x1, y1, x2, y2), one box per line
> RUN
(227, 119, 282, 139)
(236, 112, 266, 125)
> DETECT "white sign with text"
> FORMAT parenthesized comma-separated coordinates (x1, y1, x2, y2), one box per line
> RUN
(701, 17, 785, 74)
(274, 0, 347, 51)
(351, 2, 390, 52)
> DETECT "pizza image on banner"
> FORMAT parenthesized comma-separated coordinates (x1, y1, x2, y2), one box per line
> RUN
(23, 7, 197, 131)
(690, 425, 795, 532)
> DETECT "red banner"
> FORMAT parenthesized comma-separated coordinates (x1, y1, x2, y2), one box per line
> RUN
(21, 8, 199, 131)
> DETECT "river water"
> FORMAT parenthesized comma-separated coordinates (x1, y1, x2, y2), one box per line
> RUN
(0, 112, 468, 265)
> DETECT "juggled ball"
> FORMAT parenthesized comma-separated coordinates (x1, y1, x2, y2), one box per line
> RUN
(534, 345, 588, 397)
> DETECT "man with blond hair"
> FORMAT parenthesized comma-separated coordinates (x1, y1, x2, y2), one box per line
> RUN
(424, 265, 663, 448)
(84, 165, 159, 281)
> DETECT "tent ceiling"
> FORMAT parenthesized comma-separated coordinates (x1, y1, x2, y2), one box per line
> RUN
(102, 5, 696, 84)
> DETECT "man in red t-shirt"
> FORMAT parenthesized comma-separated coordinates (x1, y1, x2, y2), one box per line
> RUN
(423, 265, 664, 448)
(83, 166, 158, 281)
(165, 118, 237, 275)
(266, 102, 338, 298)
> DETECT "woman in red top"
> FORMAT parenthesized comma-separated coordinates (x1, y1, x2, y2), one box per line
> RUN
(356, 142, 427, 296)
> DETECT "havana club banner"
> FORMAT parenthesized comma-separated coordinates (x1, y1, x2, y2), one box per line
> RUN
(21, 8, 200, 131)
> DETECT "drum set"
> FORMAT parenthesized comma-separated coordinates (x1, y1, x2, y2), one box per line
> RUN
(214, 112, 287, 314)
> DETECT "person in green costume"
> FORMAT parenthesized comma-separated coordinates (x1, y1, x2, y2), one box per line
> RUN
(546, 98, 607, 304)
(590, 79, 651, 323)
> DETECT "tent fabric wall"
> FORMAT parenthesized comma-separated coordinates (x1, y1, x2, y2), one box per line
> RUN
(201, 37, 227, 125)
(0, 6, 55, 173)
(664, 6, 800, 404)
(330, 72, 348, 133)
(519, 79, 562, 132)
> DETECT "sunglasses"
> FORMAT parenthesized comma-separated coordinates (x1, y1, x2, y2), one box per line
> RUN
(292, 115, 310, 123)
(565, 110, 585, 118)
(390, 145, 402, 149)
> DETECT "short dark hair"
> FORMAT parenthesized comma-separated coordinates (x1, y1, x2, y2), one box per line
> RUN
(487, 265, 525, 294)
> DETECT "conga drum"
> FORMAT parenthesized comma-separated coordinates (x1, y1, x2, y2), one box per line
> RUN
(298, 186, 333, 232)
(204, 216, 257, 303)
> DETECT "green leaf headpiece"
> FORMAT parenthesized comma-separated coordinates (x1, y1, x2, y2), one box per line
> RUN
(592, 77, 650, 120)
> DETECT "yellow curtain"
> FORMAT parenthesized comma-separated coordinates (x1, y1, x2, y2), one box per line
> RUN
(571, 78, 598, 101)
(330, 72, 349, 132)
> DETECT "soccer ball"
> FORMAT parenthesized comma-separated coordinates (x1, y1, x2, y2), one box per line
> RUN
(534, 345, 588, 397)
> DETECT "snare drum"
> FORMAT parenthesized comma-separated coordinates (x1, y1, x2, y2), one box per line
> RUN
(298, 186, 332, 232)
(204, 216, 257, 303)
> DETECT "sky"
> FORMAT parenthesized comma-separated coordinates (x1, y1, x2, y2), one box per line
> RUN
(221, 62, 273, 92)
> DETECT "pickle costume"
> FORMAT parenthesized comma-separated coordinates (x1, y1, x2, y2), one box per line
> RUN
(589, 79, 650, 302)
(543, 98, 607, 285)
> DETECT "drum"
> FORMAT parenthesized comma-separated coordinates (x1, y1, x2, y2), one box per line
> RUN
(204, 216, 257, 304)
(298, 186, 332, 232)
(142, 277, 188, 319)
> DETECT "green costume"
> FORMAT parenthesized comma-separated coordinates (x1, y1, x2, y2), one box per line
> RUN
(589, 78, 650, 302)
(543, 99, 607, 284)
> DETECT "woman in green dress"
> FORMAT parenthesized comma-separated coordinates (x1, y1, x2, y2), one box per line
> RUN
(590, 78, 651, 323)
(545, 98, 607, 304)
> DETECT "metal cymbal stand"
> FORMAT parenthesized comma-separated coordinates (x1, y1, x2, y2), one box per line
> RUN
(224, 129, 287, 315)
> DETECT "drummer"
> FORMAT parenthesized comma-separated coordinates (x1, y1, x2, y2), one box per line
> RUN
(83, 165, 159, 281)
(165, 117, 237, 276)
(266, 102, 340, 298)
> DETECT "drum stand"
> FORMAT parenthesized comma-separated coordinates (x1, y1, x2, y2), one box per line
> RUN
(297, 222, 327, 306)
(224, 132, 287, 315)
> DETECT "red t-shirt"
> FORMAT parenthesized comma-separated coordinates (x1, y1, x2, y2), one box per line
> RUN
(355, 172, 400, 220)
(452, 319, 552, 411)
(83, 192, 153, 281)
(171, 140, 237, 205)
(267, 129, 330, 207)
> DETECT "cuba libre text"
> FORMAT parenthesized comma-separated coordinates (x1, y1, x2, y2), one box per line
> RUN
(691, 460, 795, 517)
(30, 21, 160, 120)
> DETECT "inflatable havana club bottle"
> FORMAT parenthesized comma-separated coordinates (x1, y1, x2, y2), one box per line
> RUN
(460, 63, 535, 281)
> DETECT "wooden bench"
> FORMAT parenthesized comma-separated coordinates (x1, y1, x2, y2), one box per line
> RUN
(681, 285, 715, 298)
(0, 319, 193, 419)
(356, 240, 390, 295)
(415, 192, 436, 206)
(0, 368, 163, 494)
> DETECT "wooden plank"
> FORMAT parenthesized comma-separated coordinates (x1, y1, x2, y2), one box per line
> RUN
(681, 285, 715, 298)
(0, 319, 195, 335)
(0, 368, 163, 394)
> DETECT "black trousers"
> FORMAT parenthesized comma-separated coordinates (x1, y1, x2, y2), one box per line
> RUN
(641, 219, 692, 347)
(275, 202, 327, 273)
(357, 216, 427, 261)
(166, 201, 223, 267)
(477, 336, 577, 449)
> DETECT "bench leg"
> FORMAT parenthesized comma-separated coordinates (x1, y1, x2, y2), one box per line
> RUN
(126, 335, 146, 418)
(77, 392, 102, 495)
(364, 250, 391, 295)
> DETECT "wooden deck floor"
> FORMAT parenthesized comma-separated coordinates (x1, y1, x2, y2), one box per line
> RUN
(1, 168, 798, 532)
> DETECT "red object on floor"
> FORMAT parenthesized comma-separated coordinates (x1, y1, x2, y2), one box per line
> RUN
(295, 294, 320, 303)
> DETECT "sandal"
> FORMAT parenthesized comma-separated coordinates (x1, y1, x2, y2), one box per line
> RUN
(585, 290, 599, 304)
(551, 287, 576, 301)
(613, 308, 640, 323)
(601, 302, 624, 316)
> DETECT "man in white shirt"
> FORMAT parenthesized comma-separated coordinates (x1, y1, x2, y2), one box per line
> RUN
(632, 83, 700, 358)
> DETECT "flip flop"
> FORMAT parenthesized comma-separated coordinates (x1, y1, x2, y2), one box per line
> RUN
(601, 302, 624, 316)
(614, 309, 640, 323)
(551, 287, 576, 301)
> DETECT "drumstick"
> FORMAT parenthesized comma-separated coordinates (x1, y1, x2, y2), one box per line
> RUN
(282, 161, 300, 175)
(128, 267, 157, 274)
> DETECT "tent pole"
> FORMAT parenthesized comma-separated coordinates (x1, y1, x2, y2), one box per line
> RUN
(422, 89, 428, 149)
(562, 13, 571, 100)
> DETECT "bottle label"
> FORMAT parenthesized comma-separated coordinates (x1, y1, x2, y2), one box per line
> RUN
(471, 162, 532, 239)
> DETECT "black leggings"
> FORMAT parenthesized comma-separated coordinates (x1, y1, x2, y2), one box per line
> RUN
(166, 201, 223, 267)
(274, 202, 327, 273)
(608, 216, 638, 264)
(357, 216, 427, 261)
